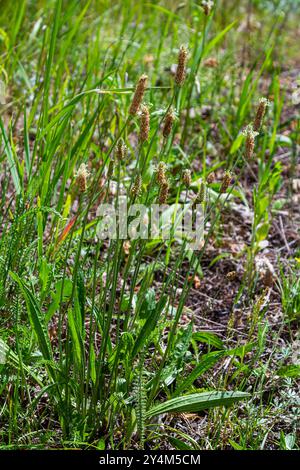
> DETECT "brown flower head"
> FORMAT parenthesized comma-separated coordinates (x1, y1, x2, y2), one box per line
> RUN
(131, 174, 142, 197)
(204, 57, 218, 68)
(156, 162, 167, 186)
(175, 46, 188, 86)
(202, 0, 214, 16)
(206, 171, 215, 184)
(158, 178, 169, 204)
(107, 159, 114, 178)
(243, 124, 258, 159)
(220, 171, 232, 193)
(116, 139, 126, 161)
(129, 74, 148, 116)
(253, 97, 269, 132)
(76, 163, 89, 193)
(162, 108, 176, 138)
(139, 104, 150, 142)
(182, 169, 192, 188)
(194, 181, 206, 205)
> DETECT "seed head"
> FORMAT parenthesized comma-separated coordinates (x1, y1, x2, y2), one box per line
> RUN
(182, 169, 192, 188)
(158, 179, 169, 204)
(201, 0, 214, 16)
(243, 124, 259, 159)
(220, 171, 232, 193)
(156, 162, 167, 186)
(204, 57, 218, 68)
(162, 108, 176, 138)
(175, 46, 188, 86)
(256, 288, 269, 310)
(116, 139, 126, 161)
(194, 181, 206, 205)
(206, 171, 215, 184)
(226, 271, 237, 281)
(129, 74, 148, 116)
(255, 257, 274, 288)
(131, 174, 142, 197)
(139, 104, 150, 142)
(107, 159, 114, 178)
(253, 98, 269, 132)
(76, 163, 89, 193)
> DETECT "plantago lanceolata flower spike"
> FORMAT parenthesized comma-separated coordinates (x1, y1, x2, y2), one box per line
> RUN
(156, 162, 167, 186)
(220, 171, 232, 193)
(162, 108, 175, 138)
(183, 169, 192, 188)
(226, 271, 237, 281)
(76, 163, 89, 193)
(206, 171, 215, 184)
(194, 181, 206, 205)
(253, 97, 269, 132)
(201, 0, 214, 16)
(116, 139, 126, 161)
(131, 174, 142, 197)
(139, 104, 150, 142)
(129, 74, 148, 116)
(158, 178, 169, 204)
(204, 57, 218, 68)
(243, 124, 259, 159)
(175, 46, 188, 86)
(107, 159, 114, 178)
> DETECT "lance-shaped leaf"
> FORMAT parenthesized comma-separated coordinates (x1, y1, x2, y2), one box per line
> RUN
(9, 272, 53, 363)
(146, 391, 250, 418)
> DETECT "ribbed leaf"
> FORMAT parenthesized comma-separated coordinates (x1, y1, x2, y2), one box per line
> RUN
(0, 338, 43, 385)
(146, 391, 250, 417)
(67, 307, 84, 370)
(9, 272, 52, 362)
(132, 295, 167, 358)
(168, 437, 193, 450)
(192, 332, 224, 349)
(174, 351, 224, 396)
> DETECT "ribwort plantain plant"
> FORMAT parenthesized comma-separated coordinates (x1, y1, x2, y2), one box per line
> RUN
(0, 0, 298, 452)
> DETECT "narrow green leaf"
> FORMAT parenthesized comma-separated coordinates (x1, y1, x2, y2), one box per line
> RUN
(89, 343, 96, 385)
(23, 108, 31, 176)
(146, 391, 250, 418)
(0, 338, 43, 385)
(277, 364, 300, 378)
(174, 352, 224, 396)
(168, 437, 193, 450)
(132, 295, 167, 358)
(9, 272, 52, 362)
(203, 21, 237, 58)
(192, 332, 224, 349)
(0, 118, 22, 195)
(67, 307, 84, 369)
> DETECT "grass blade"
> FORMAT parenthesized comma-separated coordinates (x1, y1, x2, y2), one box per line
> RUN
(0, 118, 22, 195)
